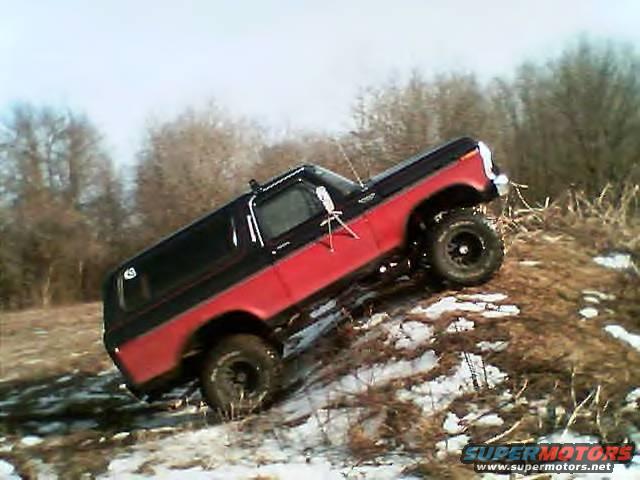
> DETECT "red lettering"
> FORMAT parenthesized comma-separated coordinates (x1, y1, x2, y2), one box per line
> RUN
(574, 445, 590, 461)
(587, 446, 604, 461)
(604, 446, 618, 461)
(538, 445, 559, 461)
(618, 445, 633, 462)
(558, 446, 574, 461)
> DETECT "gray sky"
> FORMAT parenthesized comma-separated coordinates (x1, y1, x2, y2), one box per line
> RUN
(1, 0, 638, 164)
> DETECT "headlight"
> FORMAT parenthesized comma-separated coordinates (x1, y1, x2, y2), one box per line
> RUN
(478, 141, 495, 180)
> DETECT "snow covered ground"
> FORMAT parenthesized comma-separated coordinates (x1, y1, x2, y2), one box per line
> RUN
(94, 282, 639, 479)
(2, 275, 639, 479)
(80, 294, 518, 480)
(94, 291, 518, 479)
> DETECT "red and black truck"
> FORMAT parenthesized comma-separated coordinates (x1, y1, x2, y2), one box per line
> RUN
(102, 136, 509, 413)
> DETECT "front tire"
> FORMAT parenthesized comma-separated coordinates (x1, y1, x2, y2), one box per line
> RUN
(199, 334, 282, 417)
(427, 210, 504, 286)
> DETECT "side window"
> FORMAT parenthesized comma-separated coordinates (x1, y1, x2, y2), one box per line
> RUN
(256, 182, 324, 240)
(119, 211, 237, 311)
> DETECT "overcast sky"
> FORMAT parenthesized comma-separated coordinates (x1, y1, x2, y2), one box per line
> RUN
(1, 1, 639, 164)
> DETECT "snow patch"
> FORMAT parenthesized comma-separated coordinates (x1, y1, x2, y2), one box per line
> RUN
(579, 307, 598, 319)
(476, 414, 504, 427)
(626, 388, 640, 404)
(582, 289, 615, 301)
(384, 320, 433, 350)
(410, 293, 518, 320)
(106, 452, 148, 477)
(410, 296, 485, 318)
(442, 409, 503, 436)
(436, 434, 470, 458)
(285, 408, 356, 447)
(360, 312, 389, 330)
(398, 353, 507, 413)
(281, 349, 439, 420)
(445, 317, 475, 333)
(146, 460, 413, 480)
(539, 430, 598, 444)
(477, 341, 508, 352)
(519, 260, 541, 267)
(101, 408, 414, 479)
(604, 325, 640, 352)
(459, 293, 508, 303)
(29, 459, 57, 480)
(155, 463, 344, 480)
(443, 412, 462, 434)
(21, 435, 43, 446)
(593, 252, 636, 271)
(0, 460, 20, 480)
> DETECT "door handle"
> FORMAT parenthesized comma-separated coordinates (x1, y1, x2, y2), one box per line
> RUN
(271, 241, 290, 254)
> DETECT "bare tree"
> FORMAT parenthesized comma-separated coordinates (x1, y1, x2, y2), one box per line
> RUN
(492, 39, 640, 199)
(351, 71, 492, 174)
(0, 104, 120, 307)
(134, 102, 263, 240)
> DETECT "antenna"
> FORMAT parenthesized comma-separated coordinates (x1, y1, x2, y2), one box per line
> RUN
(333, 138, 364, 189)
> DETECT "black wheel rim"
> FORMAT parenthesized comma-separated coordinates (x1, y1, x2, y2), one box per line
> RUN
(218, 359, 262, 400)
(445, 230, 485, 268)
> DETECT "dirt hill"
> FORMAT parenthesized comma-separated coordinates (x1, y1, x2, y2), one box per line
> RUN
(1, 200, 639, 479)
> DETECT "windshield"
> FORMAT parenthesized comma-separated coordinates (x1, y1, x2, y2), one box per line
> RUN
(312, 166, 359, 196)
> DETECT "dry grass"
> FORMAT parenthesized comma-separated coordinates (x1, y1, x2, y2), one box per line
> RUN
(0, 302, 109, 383)
(341, 182, 640, 472)
(502, 181, 639, 253)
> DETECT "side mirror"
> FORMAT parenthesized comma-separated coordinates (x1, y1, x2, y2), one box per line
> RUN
(315, 186, 335, 213)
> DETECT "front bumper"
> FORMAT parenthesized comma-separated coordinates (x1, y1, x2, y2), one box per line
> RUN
(492, 174, 510, 197)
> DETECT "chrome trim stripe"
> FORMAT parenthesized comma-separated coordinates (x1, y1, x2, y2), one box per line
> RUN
(262, 166, 305, 192)
(247, 167, 304, 247)
(246, 214, 257, 243)
(248, 195, 264, 247)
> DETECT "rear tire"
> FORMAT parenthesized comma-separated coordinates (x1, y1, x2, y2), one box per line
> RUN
(199, 334, 282, 417)
(427, 210, 504, 286)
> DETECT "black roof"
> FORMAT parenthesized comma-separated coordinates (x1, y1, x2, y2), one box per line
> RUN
(105, 164, 312, 280)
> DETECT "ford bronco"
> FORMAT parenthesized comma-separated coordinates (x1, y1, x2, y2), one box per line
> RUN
(102, 136, 509, 413)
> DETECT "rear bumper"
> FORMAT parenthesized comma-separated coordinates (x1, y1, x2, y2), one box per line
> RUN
(491, 174, 510, 197)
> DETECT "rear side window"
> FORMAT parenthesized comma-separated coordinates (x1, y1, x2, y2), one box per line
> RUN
(256, 182, 324, 240)
(119, 211, 237, 311)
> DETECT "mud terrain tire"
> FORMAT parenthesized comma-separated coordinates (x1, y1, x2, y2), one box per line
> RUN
(200, 334, 282, 417)
(428, 210, 504, 286)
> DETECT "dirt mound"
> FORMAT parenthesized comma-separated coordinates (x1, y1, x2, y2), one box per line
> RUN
(1, 206, 639, 478)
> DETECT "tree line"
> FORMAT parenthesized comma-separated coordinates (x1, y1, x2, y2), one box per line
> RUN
(1, 38, 638, 309)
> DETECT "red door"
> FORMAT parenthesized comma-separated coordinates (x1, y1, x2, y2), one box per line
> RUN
(253, 179, 380, 304)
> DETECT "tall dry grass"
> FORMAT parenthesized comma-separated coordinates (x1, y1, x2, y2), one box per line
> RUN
(500, 181, 640, 253)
